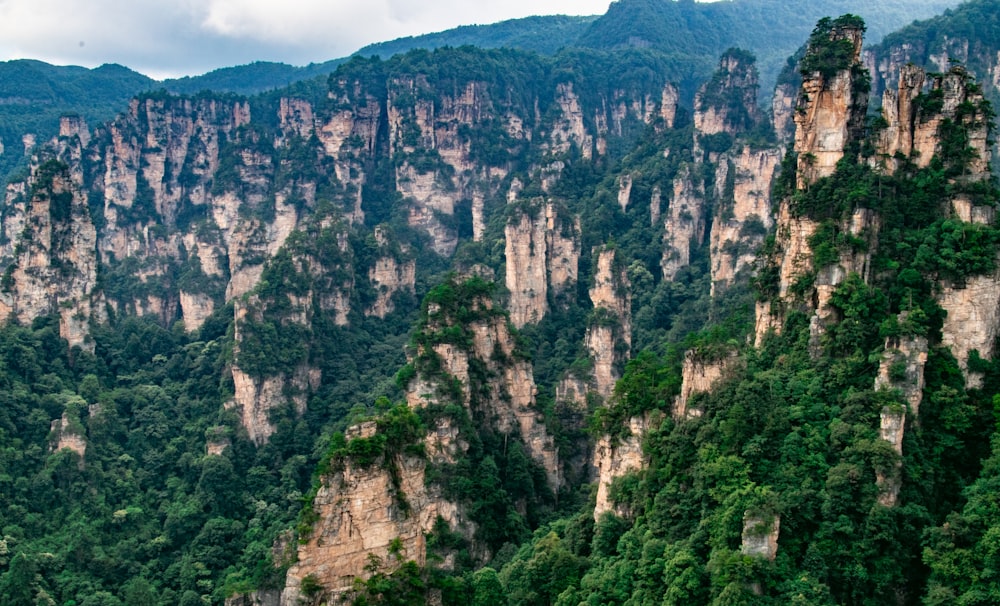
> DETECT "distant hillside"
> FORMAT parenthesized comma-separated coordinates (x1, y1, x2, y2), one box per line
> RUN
(578, 0, 962, 99)
(354, 14, 599, 58)
(161, 60, 347, 96)
(0, 60, 155, 180)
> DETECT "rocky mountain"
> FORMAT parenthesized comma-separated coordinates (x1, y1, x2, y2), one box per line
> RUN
(3, 5, 1000, 606)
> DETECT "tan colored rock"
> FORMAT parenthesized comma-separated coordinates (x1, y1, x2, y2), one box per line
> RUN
(403, 295, 561, 490)
(180, 291, 215, 332)
(711, 146, 782, 295)
(875, 329, 929, 418)
(660, 83, 679, 129)
(795, 23, 866, 188)
(617, 174, 633, 212)
(741, 512, 780, 561)
(59, 115, 90, 147)
(674, 349, 737, 419)
(586, 248, 631, 400)
(50, 412, 86, 459)
(283, 453, 470, 603)
(876, 407, 906, 507)
(772, 83, 797, 143)
(593, 414, 650, 520)
(550, 83, 593, 159)
(505, 206, 548, 327)
(662, 166, 706, 281)
(694, 50, 760, 157)
(939, 273, 1000, 388)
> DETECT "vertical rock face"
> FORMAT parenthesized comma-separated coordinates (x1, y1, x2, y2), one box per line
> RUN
(49, 412, 87, 460)
(875, 65, 991, 176)
(741, 512, 780, 561)
(939, 275, 1000, 388)
(756, 20, 871, 345)
(875, 328, 929, 417)
(661, 166, 707, 281)
(585, 248, 632, 400)
(772, 82, 798, 144)
(505, 205, 550, 328)
(593, 414, 650, 520)
(794, 23, 867, 188)
(660, 83, 680, 129)
(0, 160, 98, 352)
(367, 227, 416, 318)
(873, 319, 929, 507)
(694, 49, 760, 159)
(282, 446, 469, 604)
(505, 202, 581, 327)
(673, 349, 738, 419)
(710, 146, 783, 295)
(404, 286, 561, 489)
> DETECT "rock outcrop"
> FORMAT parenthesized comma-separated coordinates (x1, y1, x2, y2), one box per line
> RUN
(0, 158, 99, 352)
(49, 411, 86, 460)
(741, 511, 780, 561)
(693, 49, 761, 160)
(755, 19, 871, 345)
(505, 202, 580, 327)
(283, 446, 469, 603)
(661, 166, 707, 281)
(593, 414, 651, 520)
(793, 21, 867, 188)
(873, 320, 929, 507)
(585, 247, 632, 400)
(674, 348, 738, 419)
(710, 146, 783, 295)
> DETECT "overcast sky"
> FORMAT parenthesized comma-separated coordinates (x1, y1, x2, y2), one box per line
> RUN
(0, 0, 614, 79)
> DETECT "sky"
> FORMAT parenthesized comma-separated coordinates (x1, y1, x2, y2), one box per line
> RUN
(0, 0, 614, 80)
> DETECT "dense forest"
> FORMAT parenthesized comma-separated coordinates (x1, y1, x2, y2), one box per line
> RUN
(2, 2, 1000, 606)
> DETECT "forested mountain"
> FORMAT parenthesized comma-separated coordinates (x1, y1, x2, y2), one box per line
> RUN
(0, 0, 962, 191)
(2, 3, 1000, 606)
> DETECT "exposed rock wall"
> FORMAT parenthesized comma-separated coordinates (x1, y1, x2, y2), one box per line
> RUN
(505, 202, 580, 327)
(404, 293, 561, 489)
(710, 146, 783, 295)
(875, 65, 991, 176)
(755, 21, 871, 345)
(49, 412, 86, 459)
(939, 274, 1000, 388)
(282, 450, 469, 603)
(693, 50, 760, 159)
(674, 350, 738, 419)
(0, 159, 98, 352)
(741, 512, 780, 561)
(794, 24, 867, 188)
(586, 248, 632, 400)
(873, 321, 929, 507)
(593, 414, 650, 520)
(661, 166, 706, 281)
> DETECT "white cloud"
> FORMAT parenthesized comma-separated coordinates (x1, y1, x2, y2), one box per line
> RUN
(0, 0, 612, 78)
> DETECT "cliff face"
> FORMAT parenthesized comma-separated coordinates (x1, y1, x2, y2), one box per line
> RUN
(693, 50, 760, 159)
(673, 349, 738, 419)
(283, 442, 468, 603)
(874, 322, 928, 507)
(0, 158, 99, 352)
(661, 166, 707, 281)
(756, 20, 872, 345)
(505, 202, 581, 328)
(710, 146, 783, 295)
(2, 49, 672, 446)
(404, 289, 561, 489)
(593, 414, 651, 520)
(794, 24, 867, 188)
